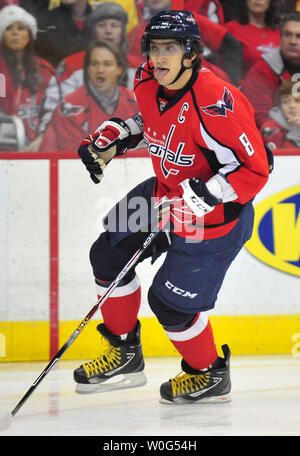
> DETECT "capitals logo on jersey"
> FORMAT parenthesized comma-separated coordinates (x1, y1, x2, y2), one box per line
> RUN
(145, 124, 195, 179)
(200, 87, 234, 117)
(60, 101, 85, 117)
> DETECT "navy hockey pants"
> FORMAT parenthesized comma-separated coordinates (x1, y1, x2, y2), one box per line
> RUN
(90, 177, 254, 319)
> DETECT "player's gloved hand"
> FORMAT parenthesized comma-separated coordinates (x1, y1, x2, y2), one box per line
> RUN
(77, 118, 131, 183)
(178, 177, 222, 218)
(77, 135, 111, 183)
(92, 117, 131, 154)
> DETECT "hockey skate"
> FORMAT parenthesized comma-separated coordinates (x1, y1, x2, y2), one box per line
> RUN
(160, 344, 231, 404)
(73, 320, 146, 394)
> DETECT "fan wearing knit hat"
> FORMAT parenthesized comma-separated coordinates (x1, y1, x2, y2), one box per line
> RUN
(0, 5, 38, 42)
(88, 2, 128, 55)
(87, 2, 141, 68)
(0, 5, 60, 151)
(52, 1, 139, 104)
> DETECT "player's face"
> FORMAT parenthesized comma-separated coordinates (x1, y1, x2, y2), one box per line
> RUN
(246, 0, 270, 14)
(149, 39, 195, 89)
(94, 19, 123, 45)
(3, 22, 30, 51)
(87, 47, 123, 97)
(281, 21, 300, 64)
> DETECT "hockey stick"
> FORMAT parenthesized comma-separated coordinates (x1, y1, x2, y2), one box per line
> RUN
(0, 201, 173, 431)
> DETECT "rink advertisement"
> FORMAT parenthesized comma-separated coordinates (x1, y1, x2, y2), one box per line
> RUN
(246, 185, 300, 277)
(0, 152, 299, 361)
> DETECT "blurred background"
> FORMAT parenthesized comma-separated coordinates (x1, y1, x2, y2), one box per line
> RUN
(0, 0, 299, 363)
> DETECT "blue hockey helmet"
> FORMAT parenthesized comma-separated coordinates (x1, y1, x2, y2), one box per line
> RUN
(141, 10, 201, 56)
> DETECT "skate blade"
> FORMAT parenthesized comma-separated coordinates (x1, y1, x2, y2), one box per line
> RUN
(159, 393, 232, 405)
(75, 371, 147, 394)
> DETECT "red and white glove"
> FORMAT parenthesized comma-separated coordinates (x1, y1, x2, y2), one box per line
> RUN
(92, 118, 131, 153)
(77, 118, 132, 183)
(78, 116, 144, 183)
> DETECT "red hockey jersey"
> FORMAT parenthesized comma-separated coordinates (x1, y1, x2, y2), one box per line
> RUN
(0, 54, 58, 143)
(225, 21, 280, 78)
(260, 116, 300, 149)
(242, 49, 292, 128)
(56, 50, 141, 93)
(134, 64, 269, 239)
(41, 84, 138, 152)
(184, 0, 224, 24)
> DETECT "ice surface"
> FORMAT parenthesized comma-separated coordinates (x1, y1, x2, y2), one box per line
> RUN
(0, 355, 299, 437)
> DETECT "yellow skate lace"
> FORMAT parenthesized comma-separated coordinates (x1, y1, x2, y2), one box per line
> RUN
(171, 371, 211, 397)
(82, 339, 122, 378)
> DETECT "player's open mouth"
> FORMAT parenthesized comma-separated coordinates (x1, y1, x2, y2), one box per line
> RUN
(154, 67, 169, 80)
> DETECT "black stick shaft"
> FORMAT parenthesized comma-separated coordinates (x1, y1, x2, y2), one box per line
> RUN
(9, 215, 167, 420)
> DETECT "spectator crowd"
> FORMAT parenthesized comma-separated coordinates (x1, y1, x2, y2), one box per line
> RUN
(0, 0, 300, 151)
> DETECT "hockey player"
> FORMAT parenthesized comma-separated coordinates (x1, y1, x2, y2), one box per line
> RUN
(74, 10, 269, 404)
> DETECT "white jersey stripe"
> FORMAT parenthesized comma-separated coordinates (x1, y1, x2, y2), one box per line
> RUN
(96, 274, 140, 298)
(200, 122, 240, 176)
(165, 312, 208, 342)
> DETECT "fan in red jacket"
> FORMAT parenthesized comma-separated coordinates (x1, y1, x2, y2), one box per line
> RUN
(41, 41, 139, 152)
(0, 5, 60, 151)
(261, 79, 300, 149)
(54, 1, 140, 108)
(184, 0, 224, 23)
(225, 0, 280, 79)
(242, 12, 300, 128)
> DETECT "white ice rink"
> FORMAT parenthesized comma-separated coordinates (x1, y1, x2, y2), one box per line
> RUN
(0, 355, 300, 438)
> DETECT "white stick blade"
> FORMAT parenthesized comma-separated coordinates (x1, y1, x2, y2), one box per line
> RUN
(0, 411, 13, 431)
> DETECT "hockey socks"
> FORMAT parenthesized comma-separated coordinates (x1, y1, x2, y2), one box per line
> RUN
(165, 312, 218, 370)
(96, 274, 141, 336)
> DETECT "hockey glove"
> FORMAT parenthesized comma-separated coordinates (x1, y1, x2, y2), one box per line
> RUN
(77, 136, 112, 183)
(179, 177, 222, 218)
(77, 118, 131, 183)
(92, 118, 132, 154)
(78, 117, 143, 183)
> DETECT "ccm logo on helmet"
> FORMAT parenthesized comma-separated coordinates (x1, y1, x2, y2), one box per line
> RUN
(165, 280, 198, 299)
